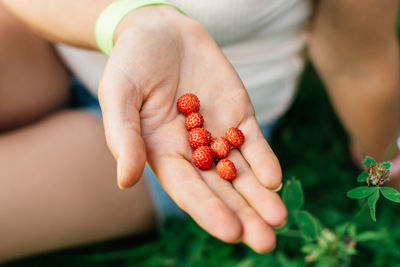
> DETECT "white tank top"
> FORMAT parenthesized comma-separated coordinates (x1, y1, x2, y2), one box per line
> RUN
(56, 0, 311, 124)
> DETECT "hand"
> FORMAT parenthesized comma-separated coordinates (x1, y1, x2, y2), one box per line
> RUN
(98, 6, 286, 253)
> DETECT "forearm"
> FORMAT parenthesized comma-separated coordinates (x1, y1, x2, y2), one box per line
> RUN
(311, 42, 399, 160)
(1, 0, 183, 50)
(309, 0, 400, 161)
(1, 0, 115, 48)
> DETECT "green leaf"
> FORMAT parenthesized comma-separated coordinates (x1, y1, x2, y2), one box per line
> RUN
(357, 172, 369, 183)
(275, 251, 304, 267)
(301, 243, 320, 254)
(367, 189, 380, 222)
(363, 156, 376, 168)
(237, 258, 257, 267)
(380, 187, 400, 203)
(294, 210, 319, 241)
(346, 247, 358, 256)
(347, 186, 377, 199)
(282, 178, 304, 212)
(347, 224, 357, 238)
(274, 219, 291, 235)
(381, 161, 392, 170)
(356, 231, 387, 242)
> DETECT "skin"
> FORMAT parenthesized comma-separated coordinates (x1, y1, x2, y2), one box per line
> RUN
(100, 7, 287, 250)
(1, 2, 286, 254)
(0, 0, 399, 260)
(0, 111, 155, 262)
(309, 0, 400, 162)
(309, 0, 400, 185)
(0, 2, 69, 130)
(0, 4, 155, 262)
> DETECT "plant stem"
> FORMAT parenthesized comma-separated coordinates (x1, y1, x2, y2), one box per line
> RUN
(338, 202, 368, 239)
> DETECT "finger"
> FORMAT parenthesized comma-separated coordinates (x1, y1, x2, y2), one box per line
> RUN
(150, 155, 242, 243)
(230, 150, 287, 227)
(200, 167, 277, 253)
(239, 117, 282, 189)
(98, 59, 146, 189)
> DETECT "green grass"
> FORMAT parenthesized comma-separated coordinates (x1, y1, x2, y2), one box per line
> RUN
(6, 63, 400, 267)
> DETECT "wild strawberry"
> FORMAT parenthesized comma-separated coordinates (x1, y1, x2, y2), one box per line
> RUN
(226, 127, 245, 147)
(192, 146, 214, 170)
(189, 128, 212, 149)
(185, 112, 204, 131)
(216, 159, 237, 180)
(176, 93, 200, 116)
(210, 137, 230, 159)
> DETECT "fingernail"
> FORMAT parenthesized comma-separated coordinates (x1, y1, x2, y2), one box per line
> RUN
(117, 159, 125, 190)
(118, 183, 125, 190)
(272, 183, 283, 192)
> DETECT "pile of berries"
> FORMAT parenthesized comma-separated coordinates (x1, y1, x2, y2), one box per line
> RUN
(176, 93, 245, 180)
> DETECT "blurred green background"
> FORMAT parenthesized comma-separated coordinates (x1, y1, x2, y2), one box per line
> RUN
(5, 16, 400, 267)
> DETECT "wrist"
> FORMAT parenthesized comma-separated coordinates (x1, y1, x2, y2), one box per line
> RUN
(114, 5, 188, 48)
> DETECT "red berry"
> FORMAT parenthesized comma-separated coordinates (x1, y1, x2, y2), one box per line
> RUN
(192, 146, 214, 170)
(185, 112, 204, 131)
(216, 159, 237, 180)
(210, 137, 230, 159)
(189, 128, 212, 149)
(177, 93, 200, 116)
(226, 127, 245, 147)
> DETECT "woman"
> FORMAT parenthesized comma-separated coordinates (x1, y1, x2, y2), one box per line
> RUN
(0, 0, 398, 262)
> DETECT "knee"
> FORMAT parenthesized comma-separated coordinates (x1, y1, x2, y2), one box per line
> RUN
(0, 5, 70, 131)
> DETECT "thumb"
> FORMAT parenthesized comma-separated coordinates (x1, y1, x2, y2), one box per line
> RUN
(98, 62, 146, 189)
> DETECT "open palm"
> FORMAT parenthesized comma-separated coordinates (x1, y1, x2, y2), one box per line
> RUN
(98, 10, 286, 253)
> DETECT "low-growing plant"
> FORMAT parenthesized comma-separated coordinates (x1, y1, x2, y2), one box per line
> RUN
(276, 155, 400, 266)
(76, 157, 400, 267)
